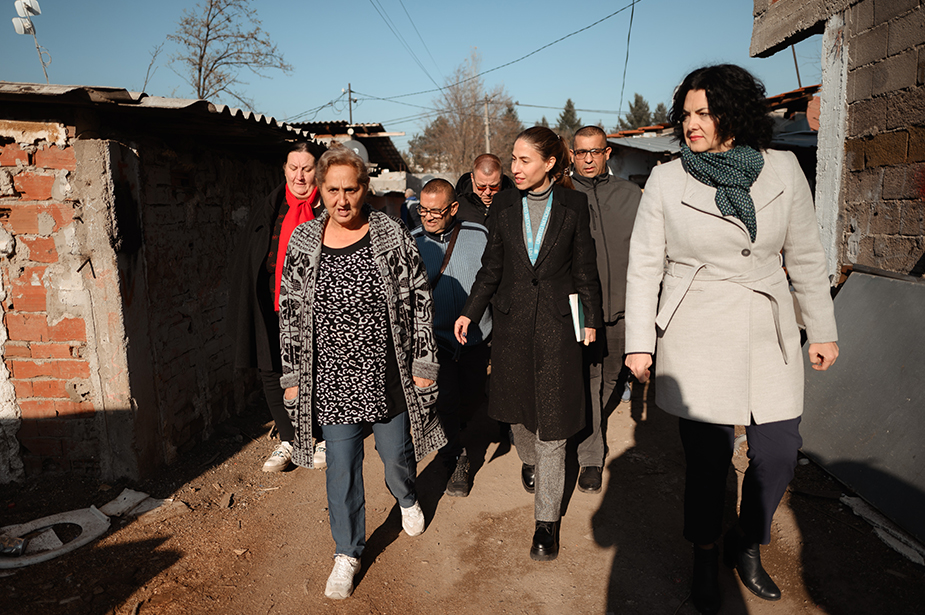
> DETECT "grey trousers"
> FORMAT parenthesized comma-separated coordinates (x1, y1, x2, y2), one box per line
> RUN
(511, 423, 566, 523)
(577, 318, 626, 467)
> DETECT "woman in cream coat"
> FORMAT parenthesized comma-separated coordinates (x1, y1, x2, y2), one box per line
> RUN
(624, 65, 838, 614)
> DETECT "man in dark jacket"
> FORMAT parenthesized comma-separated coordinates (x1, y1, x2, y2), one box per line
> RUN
(570, 126, 642, 493)
(454, 153, 516, 227)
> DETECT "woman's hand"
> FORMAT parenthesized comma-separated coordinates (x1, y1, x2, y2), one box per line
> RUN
(625, 353, 653, 383)
(583, 328, 597, 346)
(284, 386, 298, 400)
(454, 316, 471, 345)
(413, 377, 435, 388)
(807, 342, 839, 371)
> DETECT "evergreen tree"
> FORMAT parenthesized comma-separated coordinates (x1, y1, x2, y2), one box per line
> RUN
(617, 93, 652, 130)
(556, 99, 582, 139)
(536, 116, 549, 128)
(653, 102, 669, 124)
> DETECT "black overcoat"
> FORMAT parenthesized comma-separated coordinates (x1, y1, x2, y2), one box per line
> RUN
(227, 183, 286, 372)
(461, 185, 603, 440)
(227, 183, 324, 371)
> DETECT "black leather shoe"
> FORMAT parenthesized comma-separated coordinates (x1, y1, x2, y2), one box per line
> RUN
(530, 520, 560, 561)
(521, 464, 535, 494)
(724, 529, 781, 601)
(577, 466, 602, 493)
(691, 546, 720, 614)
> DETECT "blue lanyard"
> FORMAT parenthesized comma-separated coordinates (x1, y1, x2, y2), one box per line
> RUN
(523, 192, 553, 264)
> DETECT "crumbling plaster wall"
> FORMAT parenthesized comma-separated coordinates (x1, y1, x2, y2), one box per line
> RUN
(0, 121, 112, 481)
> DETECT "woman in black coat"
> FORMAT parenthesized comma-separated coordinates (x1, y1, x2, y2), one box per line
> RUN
(228, 141, 326, 472)
(455, 126, 602, 561)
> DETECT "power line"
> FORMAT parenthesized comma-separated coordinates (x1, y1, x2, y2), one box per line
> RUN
(397, 0, 442, 79)
(515, 102, 623, 115)
(368, 0, 440, 89)
(375, 1, 642, 101)
(284, 92, 347, 123)
(617, 0, 638, 120)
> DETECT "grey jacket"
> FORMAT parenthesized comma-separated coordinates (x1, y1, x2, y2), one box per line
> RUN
(571, 169, 642, 322)
(279, 207, 446, 468)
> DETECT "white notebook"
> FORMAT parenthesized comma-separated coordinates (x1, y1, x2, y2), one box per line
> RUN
(569, 293, 585, 342)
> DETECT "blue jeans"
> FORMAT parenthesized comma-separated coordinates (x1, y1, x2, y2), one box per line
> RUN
(322, 412, 417, 558)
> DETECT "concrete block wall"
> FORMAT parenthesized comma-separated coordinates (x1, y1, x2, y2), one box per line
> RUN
(133, 143, 277, 464)
(0, 129, 95, 480)
(843, 0, 925, 274)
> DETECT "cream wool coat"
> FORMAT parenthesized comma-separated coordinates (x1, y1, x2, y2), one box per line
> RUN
(624, 149, 837, 425)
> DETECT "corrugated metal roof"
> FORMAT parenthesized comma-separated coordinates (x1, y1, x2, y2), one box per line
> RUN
(609, 135, 680, 154)
(0, 81, 315, 141)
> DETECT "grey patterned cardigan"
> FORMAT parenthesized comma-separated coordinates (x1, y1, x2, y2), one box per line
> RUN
(278, 206, 446, 469)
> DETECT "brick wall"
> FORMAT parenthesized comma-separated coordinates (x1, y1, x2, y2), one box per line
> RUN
(1, 120, 281, 482)
(0, 134, 96, 478)
(843, 0, 925, 274)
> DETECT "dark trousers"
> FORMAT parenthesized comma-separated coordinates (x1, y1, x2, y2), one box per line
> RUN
(259, 368, 295, 442)
(578, 318, 627, 467)
(436, 342, 489, 464)
(678, 416, 802, 546)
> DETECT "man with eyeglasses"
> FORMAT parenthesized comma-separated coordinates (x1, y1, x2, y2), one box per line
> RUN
(570, 125, 642, 494)
(412, 179, 492, 497)
(454, 153, 516, 227)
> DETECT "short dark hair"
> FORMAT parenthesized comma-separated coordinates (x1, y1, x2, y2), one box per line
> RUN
(669, 64, 774, 151)
(573, 125, 607, 146)
(421, 178, 456, 206)
(315, 144, 369, 188)
(284, 140, 326, 167)
(472, 153, 502, 175)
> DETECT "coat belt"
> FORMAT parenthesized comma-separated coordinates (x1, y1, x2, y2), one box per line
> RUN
(655, 255, 790, 363)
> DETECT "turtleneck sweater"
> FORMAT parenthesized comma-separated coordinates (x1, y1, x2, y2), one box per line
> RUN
(523, 182, 554, 255)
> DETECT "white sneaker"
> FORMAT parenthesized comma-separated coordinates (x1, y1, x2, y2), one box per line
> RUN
(400, 501, 425, 536)
(324, 554, 360, 599)
(262, 441, 293, 473)
(313, 440, 327, 469)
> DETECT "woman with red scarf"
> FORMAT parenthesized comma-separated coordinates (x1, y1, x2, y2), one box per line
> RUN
(229, 141, 327, 472)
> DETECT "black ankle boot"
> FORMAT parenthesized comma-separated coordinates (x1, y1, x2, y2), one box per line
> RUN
(724, 529, 781, 601)
(691, 546, 720, 614)
(530, 520, 560, 561)
(521, 463, 535, 494)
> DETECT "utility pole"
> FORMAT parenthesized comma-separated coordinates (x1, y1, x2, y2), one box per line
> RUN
(348, 83, 354, 125)
(484, 96, 490, 154)
(791, 45, 802, 88)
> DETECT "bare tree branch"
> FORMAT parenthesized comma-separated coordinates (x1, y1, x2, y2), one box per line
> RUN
(167, 0, 292, 111)
(406, 51, 523, 175)
(141, 43, 164, 92)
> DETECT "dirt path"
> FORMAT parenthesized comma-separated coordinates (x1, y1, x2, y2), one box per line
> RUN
(2, 384, 924, 614)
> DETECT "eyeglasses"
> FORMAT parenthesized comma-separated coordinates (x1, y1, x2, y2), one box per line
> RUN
(417, 204, 452, 218)
(474, 181, 501, 192)
(572, 148, 607, 158)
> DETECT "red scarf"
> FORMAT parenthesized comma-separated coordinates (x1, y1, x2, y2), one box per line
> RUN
(275, 185, 317, 311)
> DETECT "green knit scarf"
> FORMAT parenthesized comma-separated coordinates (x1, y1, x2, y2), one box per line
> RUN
(680, 144, 764, 242)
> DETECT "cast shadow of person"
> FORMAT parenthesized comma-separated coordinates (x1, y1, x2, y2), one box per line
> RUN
(788, 459, 925, 614)
(590, 374, 750, 614)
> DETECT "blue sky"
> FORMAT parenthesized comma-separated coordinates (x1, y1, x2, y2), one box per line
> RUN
(1, 0, 820, 150)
